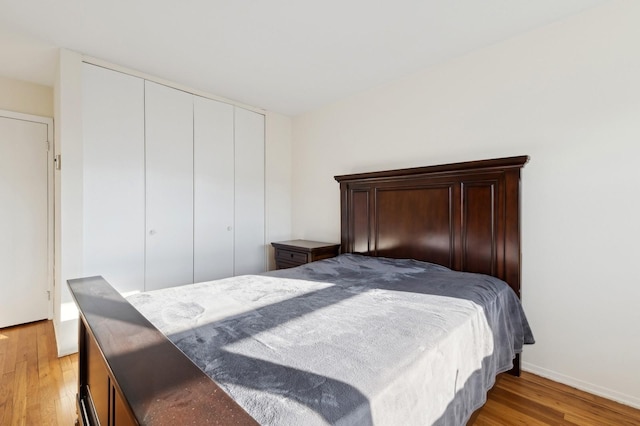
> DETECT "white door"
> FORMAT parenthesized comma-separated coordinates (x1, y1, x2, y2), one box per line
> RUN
(0, 114, 50, 328)
(193, 96, 234, 282)
(82, 64, 146, 294)
(234, 108, 265, 275)
(145, 81, 194, 290)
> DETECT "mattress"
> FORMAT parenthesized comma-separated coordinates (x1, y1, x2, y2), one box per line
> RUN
(128, 254, 534, 425)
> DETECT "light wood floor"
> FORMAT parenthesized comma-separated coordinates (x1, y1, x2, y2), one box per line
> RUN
(0, 320, 78, 425)
(472, 372, 640, 425)
(1, 320, 639, 425)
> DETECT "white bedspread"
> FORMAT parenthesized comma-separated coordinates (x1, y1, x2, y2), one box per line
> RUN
(128, 254, 533, 425)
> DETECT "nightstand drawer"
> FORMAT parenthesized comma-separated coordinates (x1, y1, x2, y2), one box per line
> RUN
(271, 240, 340, 270)
(275, 260, 303, 270)
(275, 249, 308, 264)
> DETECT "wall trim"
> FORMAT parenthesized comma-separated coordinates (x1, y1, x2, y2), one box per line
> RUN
(523, 362, 640, 409)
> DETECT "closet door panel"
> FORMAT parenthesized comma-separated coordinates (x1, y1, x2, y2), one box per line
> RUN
(234, 108, 265, 275)
(82, 64, 145, 294)
(193, 96, 234, 282)
(145, 81, 194, 290)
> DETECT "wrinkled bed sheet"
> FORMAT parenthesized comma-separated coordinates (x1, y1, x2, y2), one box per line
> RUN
(128, 254, 534, 425)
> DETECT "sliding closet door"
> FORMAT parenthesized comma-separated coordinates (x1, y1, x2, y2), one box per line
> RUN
(234, 108, 266, 275)
(145, 81, 194, 290)
(82, 64, 145, 294)
(193, 96, 234, 282)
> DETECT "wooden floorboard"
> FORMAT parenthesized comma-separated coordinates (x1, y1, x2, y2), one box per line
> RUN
(472, 372, 640, 425)
(0, 320, 639, 425)
(0, 320, 77, 425)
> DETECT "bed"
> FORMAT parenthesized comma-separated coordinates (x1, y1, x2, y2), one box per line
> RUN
(68, 155, 533, 425)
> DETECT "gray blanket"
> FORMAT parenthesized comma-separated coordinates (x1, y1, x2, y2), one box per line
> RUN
(128, 254, 534, 425)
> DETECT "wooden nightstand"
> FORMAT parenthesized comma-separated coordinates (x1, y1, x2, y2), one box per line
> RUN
(271, 240, 340, 270)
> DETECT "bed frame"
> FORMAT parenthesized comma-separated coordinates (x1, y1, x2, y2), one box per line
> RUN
(68, 155, 528, 425)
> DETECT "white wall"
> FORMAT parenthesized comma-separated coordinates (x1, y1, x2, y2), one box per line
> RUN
(0, 75, 53, 117)
(266, 111, 293, 269)
(291, 0, 640, 408)
(54, 51, 292, 355)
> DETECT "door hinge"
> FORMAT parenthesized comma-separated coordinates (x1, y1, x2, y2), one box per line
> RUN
(47, 290, 51, 301)
(46, 141, 50, 151)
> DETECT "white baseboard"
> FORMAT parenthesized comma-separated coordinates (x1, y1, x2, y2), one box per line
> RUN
(522, 362, 640, 410)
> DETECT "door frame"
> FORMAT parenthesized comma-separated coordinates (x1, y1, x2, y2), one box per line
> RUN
(1, 109, 54, 320)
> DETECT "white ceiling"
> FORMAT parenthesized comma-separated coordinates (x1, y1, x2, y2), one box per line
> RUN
(0, 0, 609, 116)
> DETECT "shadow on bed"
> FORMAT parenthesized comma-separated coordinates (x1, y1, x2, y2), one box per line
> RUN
(75, 286, 374, 424)
(72, 253, 532, 425)
(160, 284, 377, 423)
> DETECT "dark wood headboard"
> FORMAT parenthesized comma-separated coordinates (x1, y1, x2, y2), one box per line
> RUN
(335, 156, 528, 298)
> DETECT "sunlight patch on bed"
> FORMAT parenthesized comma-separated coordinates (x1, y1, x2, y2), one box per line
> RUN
(127, 275, 334, 336)
(219, 293, 495, 425)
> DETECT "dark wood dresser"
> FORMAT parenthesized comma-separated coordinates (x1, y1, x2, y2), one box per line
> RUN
(271, 240, 340, 269)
